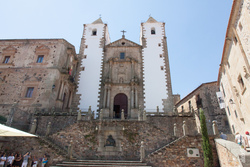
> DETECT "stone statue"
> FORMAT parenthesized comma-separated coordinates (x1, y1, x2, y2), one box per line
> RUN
(104, 135, 116, 147)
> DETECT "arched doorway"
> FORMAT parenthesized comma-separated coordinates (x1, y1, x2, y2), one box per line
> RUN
(113, 93, 128, 119)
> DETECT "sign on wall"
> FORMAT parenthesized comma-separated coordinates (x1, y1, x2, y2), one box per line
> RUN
(216, 92, 226, 109)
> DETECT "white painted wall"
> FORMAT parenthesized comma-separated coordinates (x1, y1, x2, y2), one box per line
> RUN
(140, 22, 168, 111)
(77, 23, 110, 112)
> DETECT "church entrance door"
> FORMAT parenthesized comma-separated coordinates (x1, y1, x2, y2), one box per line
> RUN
(113, 93, 128, 119)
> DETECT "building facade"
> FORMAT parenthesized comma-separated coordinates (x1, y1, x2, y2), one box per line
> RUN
(0, 39, 78, 129)
(175, 81, 231, 135)
(218, 0, 250, 135)
(77, 17, 174, 118)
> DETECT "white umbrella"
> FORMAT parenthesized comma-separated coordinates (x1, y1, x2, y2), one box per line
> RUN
(0, 124, 37, 137)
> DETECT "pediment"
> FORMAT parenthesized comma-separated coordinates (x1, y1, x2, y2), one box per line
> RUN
(3, 46, 17, 54)
(106, 38, 141, 47)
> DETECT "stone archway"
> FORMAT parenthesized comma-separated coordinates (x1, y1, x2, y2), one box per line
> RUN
(113, 93, 128, 119)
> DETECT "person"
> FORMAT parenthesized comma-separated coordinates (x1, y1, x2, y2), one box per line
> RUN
(0, 153, 6, 167)
(220, 132, 227, 140)
(244, 131, 250, 151)
(41, 155, 47, 167)
(6, 153, 15, 167)
(13, 154, 22, 167)
(235, 132, 244, 146)
(31, 156, 38, 167)
(21, 152, 30, 167)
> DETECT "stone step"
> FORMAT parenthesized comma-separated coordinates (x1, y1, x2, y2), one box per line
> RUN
(55, 160, 152, 167)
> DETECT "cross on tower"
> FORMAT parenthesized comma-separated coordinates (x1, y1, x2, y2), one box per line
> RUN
(121, 30, 126, 38)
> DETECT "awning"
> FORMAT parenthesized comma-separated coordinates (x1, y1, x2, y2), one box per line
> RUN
(0, 124, 37, 137)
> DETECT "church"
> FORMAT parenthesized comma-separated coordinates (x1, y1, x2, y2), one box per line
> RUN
(77, 17, 174, 119)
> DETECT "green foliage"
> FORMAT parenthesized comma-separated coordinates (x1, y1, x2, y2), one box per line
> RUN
(0, 115, 7, 123)
(200, 108, 213, 167)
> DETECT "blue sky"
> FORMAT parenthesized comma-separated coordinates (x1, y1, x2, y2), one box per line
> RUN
(1, 0, 233, 99)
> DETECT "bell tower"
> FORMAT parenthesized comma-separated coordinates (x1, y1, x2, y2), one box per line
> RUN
(77, 18, 111, 112)
(140, 17, 174, 113)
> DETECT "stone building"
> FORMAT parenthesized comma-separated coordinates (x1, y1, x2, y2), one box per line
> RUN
(218, 0, 250, 135)
(77, 17, 174, 118)
(175, 81, 231, 135)
(0, 39, 78, 130)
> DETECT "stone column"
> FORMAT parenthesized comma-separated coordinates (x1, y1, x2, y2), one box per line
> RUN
(182, 121, 188, 136)
(173, 123, 177, 136)
(121, 109, 125, 120)
(138, 111, 141, 121)
(77, 110, 82, 122)
(156, 106, 159, 114)
(135, 89, 138, 108)
(143, 110, 147, 121)
(107, 87, 111, 108)
(45, 122, 51, 136)
(103, 86, 107, 108)
(140, 141, 145, 162)
(212, 120, 219, 135)
(131, 88, 134, 108)
(131, 60, 134, 79)
(30, 119, 37, 134)
(88, 106, 92, 120)
(109, 61, 113, 80)
(100, 109, 103, 120)
(68, 140, 73, 159)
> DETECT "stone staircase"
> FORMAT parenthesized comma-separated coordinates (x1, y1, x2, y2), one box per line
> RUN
(39, 136, 80, 159)
(53, 160, 152, 167)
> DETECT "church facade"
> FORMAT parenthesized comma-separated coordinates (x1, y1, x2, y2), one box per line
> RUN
(77, 17, 174, 118)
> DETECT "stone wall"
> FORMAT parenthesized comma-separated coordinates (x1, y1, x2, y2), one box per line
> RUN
(48, 116, 197, 160)
(175, 82, 231, 135)
(146, 136, 219, 167)
(0, 39, 79, 131)
(215, 140, 241, 167)
(34, 115, 77, 136)
(0, 137, 65, 166)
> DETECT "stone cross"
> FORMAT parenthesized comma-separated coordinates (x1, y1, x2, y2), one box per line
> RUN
(212, 120, 219, 135)
(121, 30, 126, 38)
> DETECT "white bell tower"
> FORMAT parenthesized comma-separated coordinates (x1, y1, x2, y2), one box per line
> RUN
(140, 17, 173, 113)
(77, 18, 111, 112)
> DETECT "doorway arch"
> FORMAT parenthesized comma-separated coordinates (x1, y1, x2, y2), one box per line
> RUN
(113, 93, 128, 119)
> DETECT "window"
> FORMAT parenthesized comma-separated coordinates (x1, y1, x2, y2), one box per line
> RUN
(160, 66, 164, 70)
(3, 56, 10, 64)
(158, 43, 161, 47)
(120, 52, 125, 59)
(234, 110, 238, 118)
(122, 42, 125, 45)
(238, 75, 245, 90)
(151, 28, 156, 35)
(234, 36, 238, 44)
(159, 54, 163, 58)
(92, 29, 97, 36)
(82, 67, 85, 71)
(239, 22, 243, 31)
(25, 87, 34, 98)
(36, 55, 44, 63)
(232, 125, 235, 133)
(221, 84, 226, 97)
(83, 55, 87, 59)
(227, 106, 231, 116)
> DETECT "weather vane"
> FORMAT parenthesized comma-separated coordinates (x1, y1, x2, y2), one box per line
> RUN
(99, 14, 102, 18)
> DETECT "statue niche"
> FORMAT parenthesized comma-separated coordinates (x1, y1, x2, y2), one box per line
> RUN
(104, 135, 116, 147)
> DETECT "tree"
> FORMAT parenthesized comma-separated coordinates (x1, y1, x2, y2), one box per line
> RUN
(200, 108, 213, 167)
